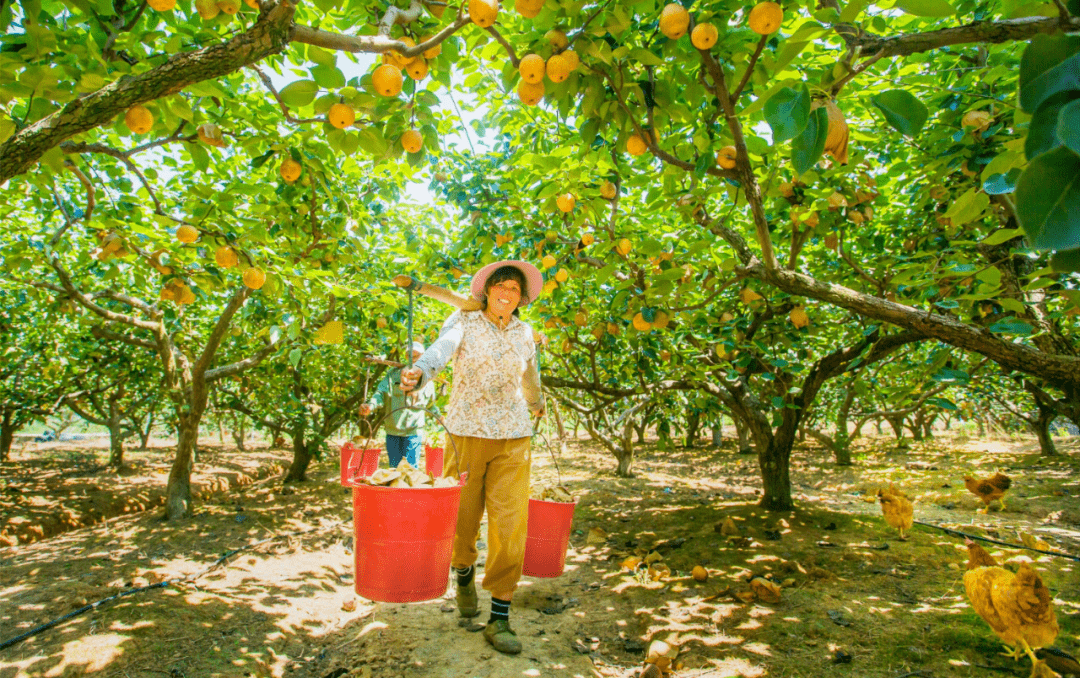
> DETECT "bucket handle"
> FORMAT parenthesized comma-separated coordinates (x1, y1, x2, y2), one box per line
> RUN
(532, 414, 562, 487)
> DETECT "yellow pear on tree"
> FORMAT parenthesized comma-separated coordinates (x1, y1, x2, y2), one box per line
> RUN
(600, 181, 616, 199)
(748, 1, 783, 34)
(279, 158, 302, 184)
(716, 145, 737, 169)
(616, 238, 632, 256)
(469, 0, 499, 27)
(243, 267, 266, 290)
(659, 3, 690, 39)
(519, 54, 546, 84)
(518, 81, 544, 106)
(401, 129, 423, 153)
(327, 103, 355, 129)
(541, 254, 557, 269)
(124, 105, 153, 134)
(176, 225, 199, 244)
(215, 246, 238, 268)
(545, 29, 568, 50)
(556, 193, 576, 212)
(372, 64, 403, 97)
(691, 23, 718, 50)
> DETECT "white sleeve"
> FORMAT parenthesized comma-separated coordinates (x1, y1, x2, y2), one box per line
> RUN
(413, 311, 464, 389)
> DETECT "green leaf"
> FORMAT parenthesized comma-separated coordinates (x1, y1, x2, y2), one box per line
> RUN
(988, 319, 1034, 335)
(839, 0, 868, 21)
(1050, 247, 1080, 272)
(1015, 146, 1080, 250)
(981, 227, 1024, 246)
(764, 84, 811, 143)
(1020, 52, 1080, 114)
(278, 80, 320, 108)
(894, 0, 954, 15)
(975, 266, 1002, 287)
(1057, 98, 1080, 155)
(791, 107, 828, 176)
(944, 188, 990, 225)
(983, 169, 1021, 195)
(1019, 33, 1080, 113)
(1025, 92, 1078, 160)
(631, 48, 663, 67)
(998, 298, 1027, 314)
(310, 65, 346, 90)
(289, 348, 303, 367)
(870, 89, 928, 136)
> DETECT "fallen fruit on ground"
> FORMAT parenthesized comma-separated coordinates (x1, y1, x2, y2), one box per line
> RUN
(692, 566, 708, 581)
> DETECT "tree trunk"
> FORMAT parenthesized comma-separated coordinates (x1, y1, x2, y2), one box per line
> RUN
(1034, 406, 1059, 456)
(886, 415, 906, 441)
(231, 417, 247, 452)
(758, 439, 794, 511)
(139, 409, 155, 449)
(107, 399, 126, 469)
(922, 412, 937, 439)
(615, 419, 635, 477)
(684, 411, 701, 448)
(165, 417, 198, 519)
(712, 426, 723, 447)
(0, 406, 15, 462)
(285, 425, 314, 482)
(552, 400, 566, 440)
(734, 416, 752, 454)
(875, 419, 883, 436)
(833, 387, 855, 463)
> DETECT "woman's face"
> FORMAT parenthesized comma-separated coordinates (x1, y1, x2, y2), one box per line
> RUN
(486, 278, 522, 315)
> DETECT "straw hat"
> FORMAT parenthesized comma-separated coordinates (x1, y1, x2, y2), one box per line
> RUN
(470, 260, 544, 307)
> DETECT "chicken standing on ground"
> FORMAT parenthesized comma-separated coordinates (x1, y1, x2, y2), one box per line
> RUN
(964, 472, 1012, 513)
(877, 484, 914, 540)
(962, 539, 1059, 670)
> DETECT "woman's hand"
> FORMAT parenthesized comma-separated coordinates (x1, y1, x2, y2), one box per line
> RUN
(400, 367, 422, 392)
(359, 404, 372, 416)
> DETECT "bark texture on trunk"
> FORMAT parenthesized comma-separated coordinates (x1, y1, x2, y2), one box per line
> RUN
(165, 418, 198, 519)
(0, 407, 15, 462)
(734, 416, 752, 454)
(285, 426, 314, 482)
(684, 411, 701, 448)
(1034, 405, 1059, 457)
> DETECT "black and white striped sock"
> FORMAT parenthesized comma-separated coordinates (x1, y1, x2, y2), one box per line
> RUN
(488, 597, 510, 624)
(454, 565, 474, 586)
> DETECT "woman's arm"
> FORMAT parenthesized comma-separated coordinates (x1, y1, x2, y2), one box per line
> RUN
(411, 311, 464, 389)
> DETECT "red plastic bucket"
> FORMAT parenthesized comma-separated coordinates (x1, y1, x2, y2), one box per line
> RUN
(522, 498, 577, 578)
(349, 475, 466, 603)
(340, 442, 380, 485)
(424, 445, 444, 478)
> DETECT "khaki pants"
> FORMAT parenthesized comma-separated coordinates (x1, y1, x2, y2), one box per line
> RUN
(444, 435, 531, 601)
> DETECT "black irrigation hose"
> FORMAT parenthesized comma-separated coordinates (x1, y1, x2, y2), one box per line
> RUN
(912, 519, 1080, 562)
(0, 523, 341, 652)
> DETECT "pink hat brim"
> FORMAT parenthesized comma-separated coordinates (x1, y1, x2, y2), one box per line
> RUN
(470, 260, 544, 306)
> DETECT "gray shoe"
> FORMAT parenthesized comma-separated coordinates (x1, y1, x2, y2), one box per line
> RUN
(483, 619, 522, 654)
(456, 578, 480, 618)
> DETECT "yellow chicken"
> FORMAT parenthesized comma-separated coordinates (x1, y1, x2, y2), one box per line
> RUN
(964, 472, 1011, 513)
(963, 540, 1059, 668)
(877, 484, 914, 540)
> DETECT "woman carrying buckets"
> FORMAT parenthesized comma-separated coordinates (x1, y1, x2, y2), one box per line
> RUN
(400, 260, 544, 656)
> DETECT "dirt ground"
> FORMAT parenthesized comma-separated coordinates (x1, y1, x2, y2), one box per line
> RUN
(0, 431, 1078, 678)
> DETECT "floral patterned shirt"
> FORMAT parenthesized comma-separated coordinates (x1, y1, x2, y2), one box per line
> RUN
(414, 310, 543, 439)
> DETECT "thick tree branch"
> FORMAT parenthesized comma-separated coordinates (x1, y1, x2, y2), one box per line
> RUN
(90, 325, 158, 350)
(0, 1, 296, 186)
(194, 287, 252, 378)
(850, 16, 1079, 58)
(291, 13, 470, 57)
(748, 263, 1080, 391)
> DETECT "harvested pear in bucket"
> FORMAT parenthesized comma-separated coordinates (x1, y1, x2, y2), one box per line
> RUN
(530, 483, 574, 502)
